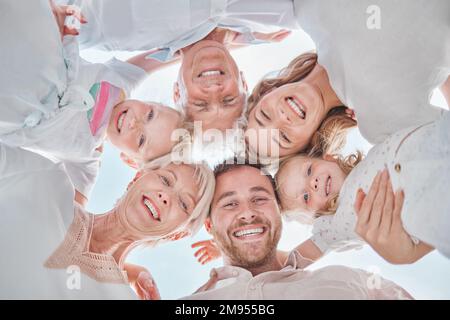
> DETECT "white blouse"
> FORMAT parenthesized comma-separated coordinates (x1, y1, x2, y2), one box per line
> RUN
(0, 143, 137, 299)
(311, 111, 450, 259)
(76, 0, 299, 59)
(294, 0, 450, 144)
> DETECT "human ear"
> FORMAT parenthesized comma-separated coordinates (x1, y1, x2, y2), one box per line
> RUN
(120, 152, 139, 169)
(204, 218, 213, 234)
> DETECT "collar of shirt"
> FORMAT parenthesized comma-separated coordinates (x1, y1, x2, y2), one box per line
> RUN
(197, 250, 304, 292)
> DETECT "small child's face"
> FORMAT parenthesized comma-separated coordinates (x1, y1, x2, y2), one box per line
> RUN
(276, 156, 346, 213)
(107, 100, 182, 162)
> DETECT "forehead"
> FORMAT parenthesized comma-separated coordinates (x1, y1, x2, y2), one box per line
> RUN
(214, 166, 275, 199)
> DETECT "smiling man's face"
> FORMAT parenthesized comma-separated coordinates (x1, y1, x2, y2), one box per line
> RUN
(207, 165, 282, 268)
(174, 40, 247, 132)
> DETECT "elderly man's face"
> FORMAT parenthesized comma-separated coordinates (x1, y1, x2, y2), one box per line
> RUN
(207, 166, 282, 268)
(174, 40, 247, 132)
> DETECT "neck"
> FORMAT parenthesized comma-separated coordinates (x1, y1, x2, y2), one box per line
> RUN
(89, 209, 138, 267)
(306, 64, 343, 114)
(224, 251, 283, 277)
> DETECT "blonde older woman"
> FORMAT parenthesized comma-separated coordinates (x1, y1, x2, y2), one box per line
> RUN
(0, 145, 214, 299)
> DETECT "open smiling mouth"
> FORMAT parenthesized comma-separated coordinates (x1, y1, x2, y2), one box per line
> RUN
(142, 196, 161, 222)
(285, 97, 306, 119)
(232, 226, 266, 240)
(116, 110, 127, 133)
(325, 175, 332, 196)
(197, 69, 225, 78)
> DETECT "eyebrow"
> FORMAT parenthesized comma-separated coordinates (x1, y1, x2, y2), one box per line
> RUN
(215, 191, 237, 204)
(250, 186, 273, 195)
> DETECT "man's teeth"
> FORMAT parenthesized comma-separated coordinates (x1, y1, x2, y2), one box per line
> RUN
(234, 228, 264, 238)
(117, 111, 126, 132)
(199, 70, 222, 77)
(286, 97, 306, 119)
(144, 199, 160, 221)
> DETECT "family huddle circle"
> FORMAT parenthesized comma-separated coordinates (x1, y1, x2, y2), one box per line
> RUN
(0, 0, 449, 300)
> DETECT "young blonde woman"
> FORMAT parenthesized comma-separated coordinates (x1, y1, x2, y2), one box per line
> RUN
(246, 0, 449, 160)
(0, 146, 215, 299)
(245, 52, 357, 160)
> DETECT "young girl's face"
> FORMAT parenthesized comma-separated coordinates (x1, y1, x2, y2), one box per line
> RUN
(276, 156, 346, 213)
(245, 81, 327, 158)
(107, 100, 182, 162)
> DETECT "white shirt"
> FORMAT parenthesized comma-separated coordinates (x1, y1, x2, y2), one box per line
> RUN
(76, 0, 299, 60)
(0, 143, 137, 299)
(0, 0, 147, 196)
(182, 251, 412, 299)
(312, 111, 450, 258)
(294, 0, 450, 144)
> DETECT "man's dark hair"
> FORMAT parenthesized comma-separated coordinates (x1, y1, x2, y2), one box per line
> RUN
(210, 158, 280, 214)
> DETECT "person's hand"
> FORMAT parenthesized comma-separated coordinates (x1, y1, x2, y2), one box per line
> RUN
(49, 0, 87, 40)
(354, 169, 433, 264)
(134, 271, 161, 300)
(191, 239, 221, 265)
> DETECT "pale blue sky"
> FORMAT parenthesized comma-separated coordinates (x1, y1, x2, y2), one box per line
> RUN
(83, 30, 450, 299)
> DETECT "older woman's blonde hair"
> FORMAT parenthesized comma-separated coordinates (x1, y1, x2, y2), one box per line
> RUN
(246, 52, 356, 163)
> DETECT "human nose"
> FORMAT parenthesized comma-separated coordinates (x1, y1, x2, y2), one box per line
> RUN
(237, 205, 257, 223)
(277, 106, 291, 124)
(157, 191, 170, 207)
(309, 176, 319, 192)
(129, 117, 143, 130)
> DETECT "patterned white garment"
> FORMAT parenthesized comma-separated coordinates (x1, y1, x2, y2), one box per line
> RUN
(311, 111, 450, 259)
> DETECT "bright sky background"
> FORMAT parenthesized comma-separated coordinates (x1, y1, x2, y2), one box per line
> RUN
(82, 29, 450, 300)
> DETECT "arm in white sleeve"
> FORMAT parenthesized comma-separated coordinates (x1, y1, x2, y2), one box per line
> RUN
(78, 57, 148, 97)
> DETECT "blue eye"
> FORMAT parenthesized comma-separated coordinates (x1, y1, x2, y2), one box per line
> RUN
(180, 198, 188, 213)
(147, 110, 154, 121)
(224, 201, 238, 209)
(281, 131, 291, 143)
(159, 175, 170, 186)
(253, 197, 268, 205)
(223, 97, 237, 106)
(303, 192, 309, 203)
(138, 135, 145, 148)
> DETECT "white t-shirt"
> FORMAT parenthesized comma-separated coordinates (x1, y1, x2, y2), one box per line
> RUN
(311, 111, 450, 258)
(294, 0, 450, 144)
(0, 143, 137, 299)
(0, 1, 147, 196)
(76, 0, 299, 57)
